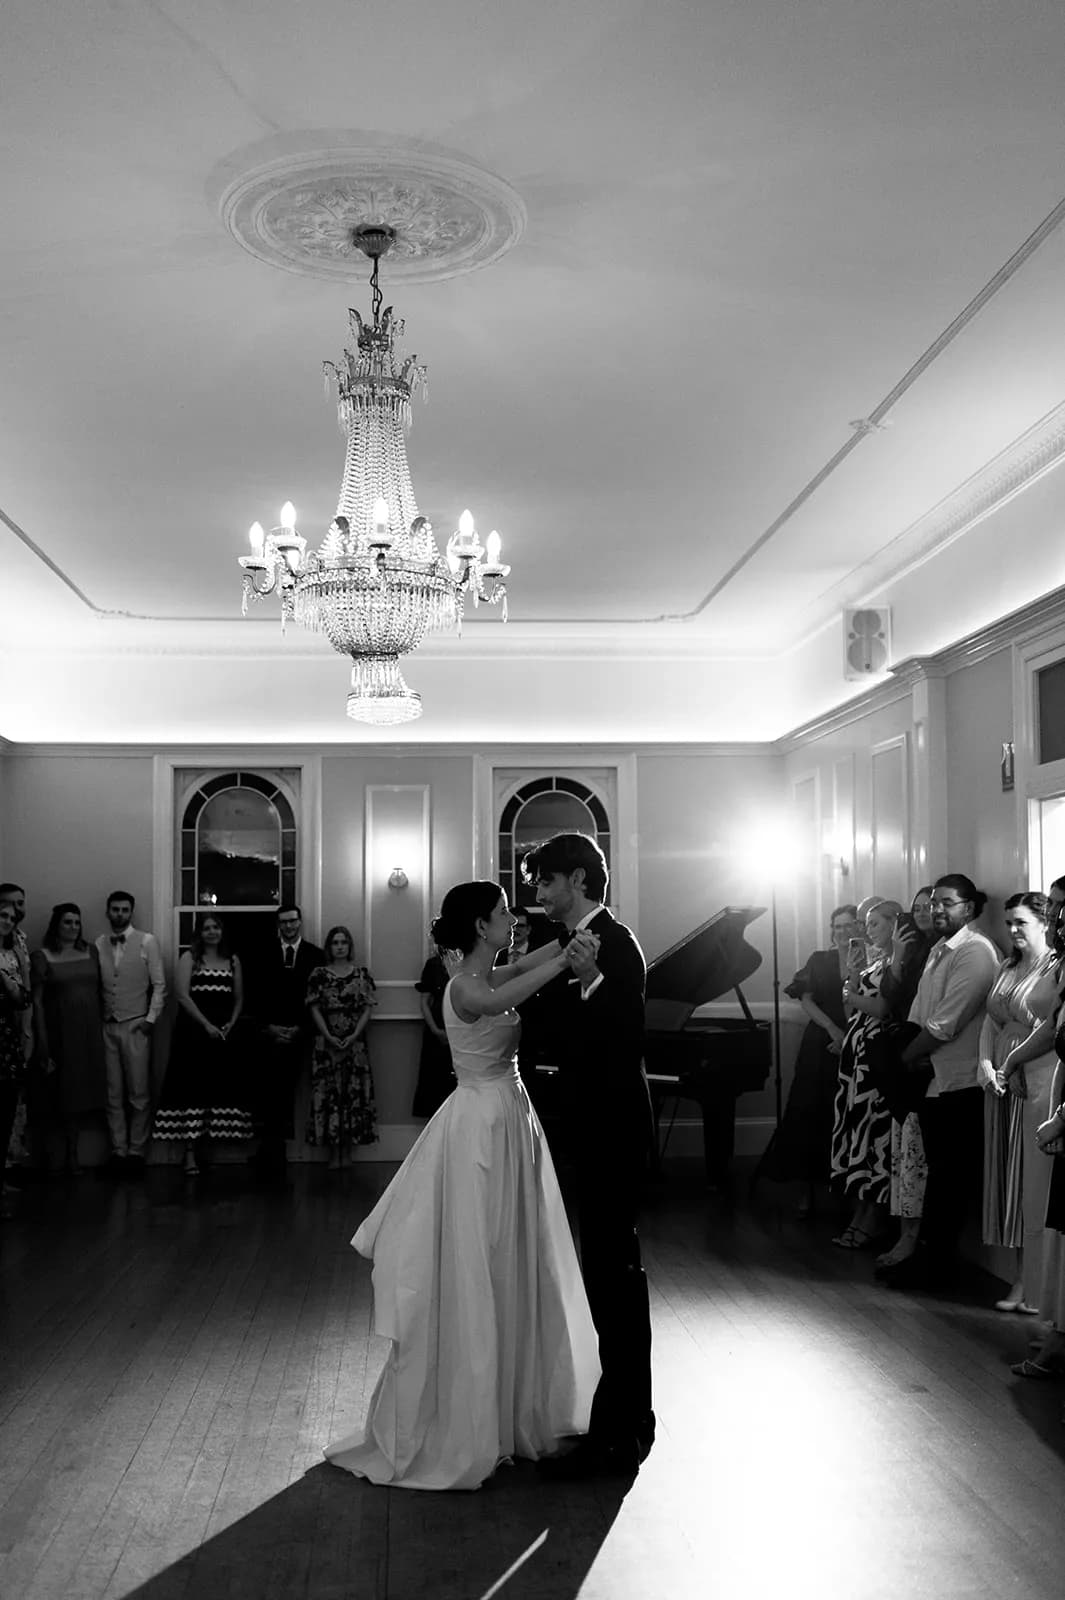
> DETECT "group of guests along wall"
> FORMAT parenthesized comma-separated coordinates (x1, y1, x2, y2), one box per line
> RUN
(760, 873, 1065, 1371)
(0, 880, 541, 1191)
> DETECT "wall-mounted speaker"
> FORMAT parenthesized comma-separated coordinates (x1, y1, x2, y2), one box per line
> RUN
(843, 607, 891, 680)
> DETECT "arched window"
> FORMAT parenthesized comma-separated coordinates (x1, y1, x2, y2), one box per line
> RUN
(498, 777, 611, 910)
(177, 771, 297, 954)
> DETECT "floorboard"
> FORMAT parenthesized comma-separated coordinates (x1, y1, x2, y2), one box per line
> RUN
(2, 1162, 1065, 1600)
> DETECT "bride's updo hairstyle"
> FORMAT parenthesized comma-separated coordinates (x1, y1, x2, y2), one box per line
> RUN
(430, 881, 505, 956)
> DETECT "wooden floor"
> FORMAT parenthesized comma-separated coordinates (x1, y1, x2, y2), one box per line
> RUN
(2, 1161, 1065, 1600)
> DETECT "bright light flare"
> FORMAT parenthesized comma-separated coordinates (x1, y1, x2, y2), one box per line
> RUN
(280, 500, 296, 531)
(733, 814, 806, 885)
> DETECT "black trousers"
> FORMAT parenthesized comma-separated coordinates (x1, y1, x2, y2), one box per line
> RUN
(917, 1086, 984, 1264)
(574, 1120, 654, 1447)
(0, 1083, 19, 1174)
(255, 1036, 305, 1149)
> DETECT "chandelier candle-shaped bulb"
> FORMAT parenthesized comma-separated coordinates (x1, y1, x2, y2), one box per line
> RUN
(483, 529, 505, 572)
(280, 501, 297, 532)
(248, 522, 266, 559)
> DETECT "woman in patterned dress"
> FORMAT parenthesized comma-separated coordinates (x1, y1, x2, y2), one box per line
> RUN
(830, 900, 904, 1247)
(979, 892, 1058, 1313)
(306, 927, 377, 1168)
(0, 902, 31, 1216)
(154, 915, 251, 1175)
(875, 889, 938, 1271)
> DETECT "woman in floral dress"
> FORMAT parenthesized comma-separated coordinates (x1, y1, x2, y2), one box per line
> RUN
(830, 900, 904, 1247)
(0, 902, 31, 1216)
(306, 927, 377, 1167)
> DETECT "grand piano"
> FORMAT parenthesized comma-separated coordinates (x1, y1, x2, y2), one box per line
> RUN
(643, 904, 771, 1189)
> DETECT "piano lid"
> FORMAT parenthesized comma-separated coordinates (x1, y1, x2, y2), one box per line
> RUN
(645, 904, 766, 1008)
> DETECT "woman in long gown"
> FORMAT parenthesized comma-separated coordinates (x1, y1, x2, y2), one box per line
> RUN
(978, 893, 1057, 1313)
(154, 915, 251, 1175)
(762, 904, 859, 1213)
(305, 926, 377, 1166)
(325, 880, 601, 1491)
(30, 903, 106, 1174)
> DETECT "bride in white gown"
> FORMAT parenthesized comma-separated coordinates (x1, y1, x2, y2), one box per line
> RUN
(324, 880, 601, 1491)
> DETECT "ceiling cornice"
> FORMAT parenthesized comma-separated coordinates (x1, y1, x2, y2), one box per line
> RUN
(0, 739, 779, 760)
(777, 580, 1065, 751)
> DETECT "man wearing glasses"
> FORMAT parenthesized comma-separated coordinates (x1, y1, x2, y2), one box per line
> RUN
(880, 874, 998, 1289)
(249, 905, 324, 1175)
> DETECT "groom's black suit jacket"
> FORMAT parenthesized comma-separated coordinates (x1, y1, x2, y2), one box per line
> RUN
(539, 907, 651, 1146)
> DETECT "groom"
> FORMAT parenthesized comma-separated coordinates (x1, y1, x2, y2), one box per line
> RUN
(523, 832, 655, 1478)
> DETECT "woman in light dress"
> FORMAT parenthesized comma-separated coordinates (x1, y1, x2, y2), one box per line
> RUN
(978, 892, 1058, 1314)
(324, 880, 600, 1491)
(978, 889, 1055, 1312)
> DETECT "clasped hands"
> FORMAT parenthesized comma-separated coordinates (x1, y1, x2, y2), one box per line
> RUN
(1037, 1109, 1065, 1156)
(562, 929, 600, 985)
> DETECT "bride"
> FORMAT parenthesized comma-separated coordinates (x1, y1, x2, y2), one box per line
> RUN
(324, 880, 600, 1491)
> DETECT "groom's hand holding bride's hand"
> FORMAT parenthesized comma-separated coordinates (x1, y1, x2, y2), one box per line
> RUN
(565, 931, 600, 988)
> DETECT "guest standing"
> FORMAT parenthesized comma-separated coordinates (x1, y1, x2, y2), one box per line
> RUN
(30, 904, 106, 1174)
(306, 926, 377, 1167)
(154, 915, 251, 1175)
(882, 874, 999, 1290)
(525, 832, 655, 1480)
(0, 902, 31, 1216)
(246, 905, 324, 1173)
(831, 900, 904, 1247)
(976, 893, 1057, 1312)
(95, 890, 166, 1175)
(762, 904, 859, 1213)
(874, 895, 938, 1272)
(412, 949, 454, 1118)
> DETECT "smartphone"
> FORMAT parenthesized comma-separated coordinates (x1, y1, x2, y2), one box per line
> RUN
(847, 936, 866, 964)
(894, 912, 918, 939)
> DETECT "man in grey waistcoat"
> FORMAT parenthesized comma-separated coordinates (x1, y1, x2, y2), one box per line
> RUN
(95, 890, 166, 1174)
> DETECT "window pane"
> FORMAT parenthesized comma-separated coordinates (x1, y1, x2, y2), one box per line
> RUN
(197, 788, 281, 906)
(1038, 661, 1065, 765)
(514, 791, 594, 848)
(517, 777, 554, 799)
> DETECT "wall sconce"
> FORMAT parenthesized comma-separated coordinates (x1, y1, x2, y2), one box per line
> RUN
(387, 866, 409, 891)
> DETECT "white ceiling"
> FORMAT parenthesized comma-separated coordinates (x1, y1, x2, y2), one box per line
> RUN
(3, 0, 1065, 742)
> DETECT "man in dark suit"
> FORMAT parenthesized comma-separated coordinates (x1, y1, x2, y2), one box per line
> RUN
(523, 832, 655, 1479)
(248, 904, 324, 1173)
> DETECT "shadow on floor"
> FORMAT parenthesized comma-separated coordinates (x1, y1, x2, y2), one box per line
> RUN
(120, 1460, 631, 1600)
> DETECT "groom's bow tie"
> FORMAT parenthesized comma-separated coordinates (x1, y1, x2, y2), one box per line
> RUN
(557, 927, 576, 948)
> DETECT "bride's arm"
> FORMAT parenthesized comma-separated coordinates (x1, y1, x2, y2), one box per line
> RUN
(452, 951, 569, 1019)
(485, 939, 563, 990)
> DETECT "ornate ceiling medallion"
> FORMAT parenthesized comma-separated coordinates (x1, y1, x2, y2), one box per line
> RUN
(209, 131, 526, 283)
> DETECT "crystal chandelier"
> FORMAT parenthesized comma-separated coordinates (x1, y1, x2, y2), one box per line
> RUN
(238, 224, 510, 725)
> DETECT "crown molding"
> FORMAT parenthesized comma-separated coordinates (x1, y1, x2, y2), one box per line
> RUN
(777, 580, 1065, 751)
(806, 399, 1065, 623)
(0, 738, 779, 760)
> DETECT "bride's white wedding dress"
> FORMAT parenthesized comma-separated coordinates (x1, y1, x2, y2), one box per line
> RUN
(324, 982, 600, 1490)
